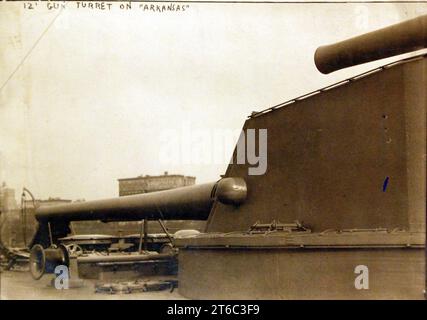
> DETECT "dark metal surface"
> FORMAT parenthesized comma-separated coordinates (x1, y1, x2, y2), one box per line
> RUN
(315, 14, 427, 74)
(178, 247, 424, 299)
(207, 56, 426, 234)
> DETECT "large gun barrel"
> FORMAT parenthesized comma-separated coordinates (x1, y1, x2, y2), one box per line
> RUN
(315, 14, 427, 74)
(35, 177, 247, 223)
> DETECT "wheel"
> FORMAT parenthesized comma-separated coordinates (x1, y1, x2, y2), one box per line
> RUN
(29, 244, 46, 280)
(63, 243, 83, 256)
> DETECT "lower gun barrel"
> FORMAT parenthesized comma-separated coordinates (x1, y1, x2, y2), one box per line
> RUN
(35, 177, 247, 222)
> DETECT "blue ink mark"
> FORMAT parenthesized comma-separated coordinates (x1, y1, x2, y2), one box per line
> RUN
(382, 177, 389, 192)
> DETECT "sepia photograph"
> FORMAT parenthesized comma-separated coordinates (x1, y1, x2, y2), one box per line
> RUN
(0, 0, 426, 306)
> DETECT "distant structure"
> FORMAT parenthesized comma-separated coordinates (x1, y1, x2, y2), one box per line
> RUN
(117, 172, 196, 196)
(0, 182, 17, 213)
(0, 183, 19, 248)
(24, 197, 72, 209)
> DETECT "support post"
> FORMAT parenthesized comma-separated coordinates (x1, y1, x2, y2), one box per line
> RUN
(144, 218, 148, 251)
(138, 219, 144, 253)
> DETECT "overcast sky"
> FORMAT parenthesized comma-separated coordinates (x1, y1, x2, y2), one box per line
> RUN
(1, 2, 426, 201)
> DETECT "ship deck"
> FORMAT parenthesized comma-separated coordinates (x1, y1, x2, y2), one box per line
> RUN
(0, 270, 184, 300)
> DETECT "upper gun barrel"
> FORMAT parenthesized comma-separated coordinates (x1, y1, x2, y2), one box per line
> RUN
(315, 14, 427, 74)
(35, 177, 247, 222)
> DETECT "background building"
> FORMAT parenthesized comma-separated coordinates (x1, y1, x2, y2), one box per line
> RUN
(118, 172, 196, 196)
(0, 182, 17, 213)
(73, 172, 202, 236)
(0, 183, 19, 248)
